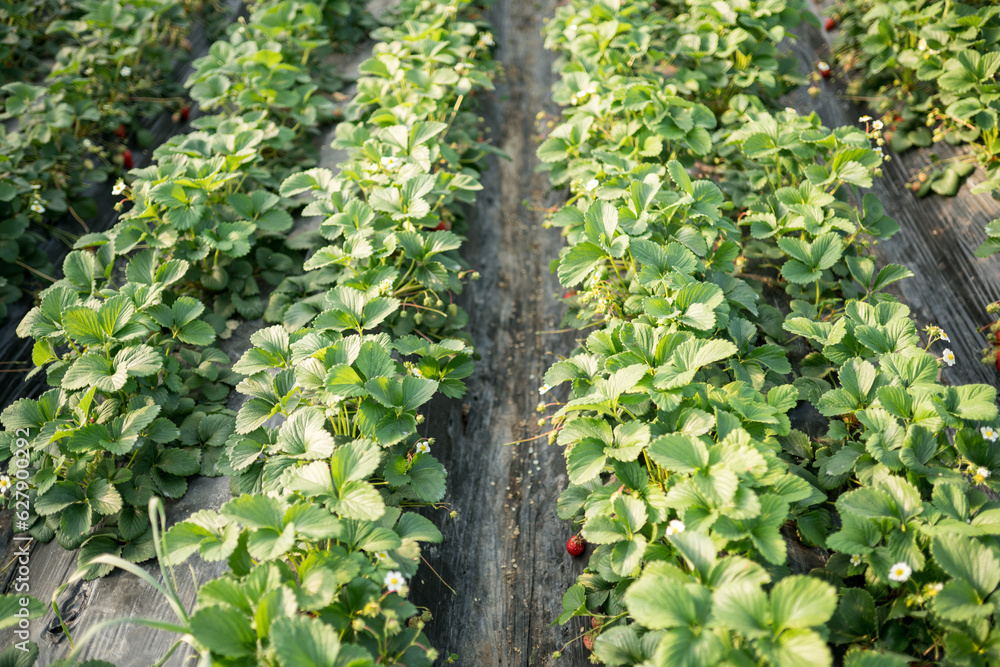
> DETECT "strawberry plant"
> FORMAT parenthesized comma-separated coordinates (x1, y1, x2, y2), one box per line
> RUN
(537, 1, 1000, 664)
(0, 0, 229, 322)
(1, 249, 237, 573)
(1, 0, 497, 663)
(827, 0, 1000, 197)
(0, 0, 375, 564)
(268, 2, 500, 340)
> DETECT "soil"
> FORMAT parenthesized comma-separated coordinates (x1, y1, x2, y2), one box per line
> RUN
(410, 0, 589, 663)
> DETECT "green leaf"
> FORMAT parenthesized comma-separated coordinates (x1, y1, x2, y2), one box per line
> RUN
(648, 434, 708, 473)
(189, 605, 257, 657)
(278, 409, 336, 459)
(567, 439, 607, 483)
(247, 524, 297, 561)
(932, 535, 1000, 597)
(35, 482, 85, 515)
(758, 628, 832, 667)
(625, 573, 710, 629)
(770, 575, 837, 631)
(86, 479, 122, 516)
(271, 615, 354, 667)
(711, 581, 769, 637)
(330, 439, 382, 487)
(931, 578, 992, 621)
(0, 594, 44, 629)
(63, 354, 126, 392)
(558, 242, 605, 286)
(336, 481, 385, 522)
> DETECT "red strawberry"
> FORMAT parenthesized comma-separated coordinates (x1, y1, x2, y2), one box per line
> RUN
(583, 634, 595, 651)
(995, 349, 1000, 371)
(114, 123, 127, 139)
(122, 149, 133, 169)
(591, 616, 601, 629)
(180, 105, 190, 122)
(564, 289, 577, 299)
(995, 331, 1000, 343)
(818, 61, 832, 79)
(434, 220, 451, 231)
(566, 534, 586, 557)
(824, 17, 836, 31)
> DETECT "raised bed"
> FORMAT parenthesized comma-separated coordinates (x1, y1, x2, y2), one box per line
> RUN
(792, 0, 1000, 389)
(0, 0, 243, 412)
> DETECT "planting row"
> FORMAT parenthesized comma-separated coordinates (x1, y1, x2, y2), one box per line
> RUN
(819, 0, 1000, 447)
(0, 0, 498, 663)
(0, 0, 240, 322)
(823, 0, 1000, 199)
(2, 0, 364, 560)
(537, 0, 1000, 665)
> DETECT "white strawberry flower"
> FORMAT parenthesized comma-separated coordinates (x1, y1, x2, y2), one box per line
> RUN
(120, 65, 131, 77)
(942, 348, 956, 366)
(982, 426, 998, 442)
(784, 107, 796, 114)
(940, 330, 950, 341)
(927, 582, 943, 595)
(538, 384, 551, 395)
(585, 83, 598, 95)
(817, 61, 830, 70)
(976, 467, 991, 482)
(918, 38, 928, 51)
(380, 156, 399, 169)
(0, 475, 10, 496)
(874, 146, 883, 155)
(384, 571, 406, 593)
(665, 519, 685, 536)
(30, 184, 40, 190)
(377, 277, 393, 295)
(82, 138, 94, 149)
(29, 202, 45, 214)
(850, 554, 862, 566)
(888, 562, 911, 582)
(112, 180, 126, 196)
(584, 179, 599, 192)
(375, 551, 388, 562)
(479, 32, 494, 47)
(859, 115, 872, 123)
(416, 440, 430, 454)
(872, 120, 884, 130)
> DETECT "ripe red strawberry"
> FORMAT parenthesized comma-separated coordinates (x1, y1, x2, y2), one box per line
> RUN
(824, 17, 836, 31)
(995, 349, 1000, 371)
(583, 634, 595, 651)
(180, 105, 190, 122)
(566, 534, 585, 557)
(995, 330, 1000, 343)
(564, 289, 577, 299)
(122, 149, 133, 169)
(114, 123, 127, 139)
(434, 220, 451, 231)
(818, 61, 832, 79)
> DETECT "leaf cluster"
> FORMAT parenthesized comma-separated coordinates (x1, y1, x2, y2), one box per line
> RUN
(540, 1, 1000, 665)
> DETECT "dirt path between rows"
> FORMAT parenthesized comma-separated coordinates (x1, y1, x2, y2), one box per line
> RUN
(412, 0, 589, 664)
